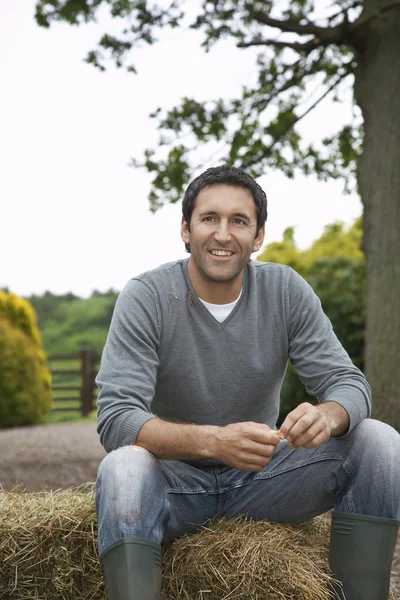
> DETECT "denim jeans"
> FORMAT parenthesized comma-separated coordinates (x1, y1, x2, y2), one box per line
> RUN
(95, 418, 400, 557)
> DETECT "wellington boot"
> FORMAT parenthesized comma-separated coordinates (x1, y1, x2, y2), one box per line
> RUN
(329, 511, 399, 600)
(100, 537, 161, 600)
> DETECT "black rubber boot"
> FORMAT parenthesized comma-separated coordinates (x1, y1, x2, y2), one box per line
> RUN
(329, 511, 399, 600)
(100, 537, 162, 600)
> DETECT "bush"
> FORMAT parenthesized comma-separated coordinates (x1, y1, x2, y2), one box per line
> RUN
(0, 292, 51, 428)
(0, 291, 41, 348)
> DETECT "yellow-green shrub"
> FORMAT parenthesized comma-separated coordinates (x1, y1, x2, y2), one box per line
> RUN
(0, 292, 51, 427)
(0, 291, 41, 348)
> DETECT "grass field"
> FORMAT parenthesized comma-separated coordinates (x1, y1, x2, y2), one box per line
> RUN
(44, 408, 97, 424)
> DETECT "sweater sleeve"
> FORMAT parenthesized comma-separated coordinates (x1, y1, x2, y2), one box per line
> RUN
(96, 278, 161, 452)
(287, 268, 371, 434)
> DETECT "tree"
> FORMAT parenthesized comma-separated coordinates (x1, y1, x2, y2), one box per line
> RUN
(27, 291, 80, 328)
(34, 0, 400, 428)
(25, 290, 119, 355)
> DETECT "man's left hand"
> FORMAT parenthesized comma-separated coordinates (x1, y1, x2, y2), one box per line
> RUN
(278, 402, 331, 449)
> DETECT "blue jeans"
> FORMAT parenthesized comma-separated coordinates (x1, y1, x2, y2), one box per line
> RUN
(95, 418, 400, 557)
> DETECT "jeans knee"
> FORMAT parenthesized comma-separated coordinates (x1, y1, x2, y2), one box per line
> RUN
(354, 418, 398, 444)
(353, 418, 400, 471)
(96, 445, 161, 496)
(95, 446, 167, 551)
(98, 444, 155, 470)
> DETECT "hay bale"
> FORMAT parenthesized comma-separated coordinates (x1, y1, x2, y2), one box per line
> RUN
(0, 483, 101, 600)
(0, 485, 397, 599)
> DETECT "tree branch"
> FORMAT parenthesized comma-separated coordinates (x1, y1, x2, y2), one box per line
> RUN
(240, 67, 353, 170)
(247, 9, 353, 49)
(249, 53, 328, 113)
(247, 10, 329, 36)
(237, 37, 323, 53)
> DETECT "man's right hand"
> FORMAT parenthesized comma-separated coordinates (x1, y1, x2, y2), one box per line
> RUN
(213, 422, 281, 472)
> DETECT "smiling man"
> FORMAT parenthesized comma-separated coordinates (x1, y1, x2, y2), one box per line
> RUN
(95, 166, 400, 600)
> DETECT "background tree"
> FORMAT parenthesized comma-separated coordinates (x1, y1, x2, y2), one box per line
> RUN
(27, 290, 119, 356)
(34, 0, 400, 428)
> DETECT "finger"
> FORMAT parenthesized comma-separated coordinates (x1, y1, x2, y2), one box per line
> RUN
(279, 403, 312, 439)
(288, 422, 327, 448)
(286, 412, 320, 443)
(248, 427, 281, 446)
(234, 441, 278, 464)
(244, 441, 279, 458)
(301, 430, 330, 449)
(242, 422, 278, 437)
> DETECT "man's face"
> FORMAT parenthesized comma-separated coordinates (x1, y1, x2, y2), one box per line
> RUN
(181, 184, 265, 299)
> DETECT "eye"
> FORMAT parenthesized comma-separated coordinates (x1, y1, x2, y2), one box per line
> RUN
(233, 218, 245, 225)
(203, 216, 216, 222)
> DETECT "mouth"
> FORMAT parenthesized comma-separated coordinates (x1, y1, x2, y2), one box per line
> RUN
(209, 249, 235, 258)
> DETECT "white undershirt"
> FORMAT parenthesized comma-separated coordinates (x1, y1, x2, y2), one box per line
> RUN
(199, 289, 243, 323)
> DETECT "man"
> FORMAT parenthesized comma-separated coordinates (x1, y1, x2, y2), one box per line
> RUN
(95, 165, 400, 600)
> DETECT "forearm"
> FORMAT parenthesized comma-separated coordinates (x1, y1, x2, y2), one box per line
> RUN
(136, 418, 219, 460)
(137, 419, 283, 472)
(317, 401, 350, 437)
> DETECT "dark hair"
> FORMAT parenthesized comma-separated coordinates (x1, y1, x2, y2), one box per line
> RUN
(182, 165, 268, 252)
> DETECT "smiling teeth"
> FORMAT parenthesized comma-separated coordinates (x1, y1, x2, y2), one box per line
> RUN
(211, 250, 233, 256)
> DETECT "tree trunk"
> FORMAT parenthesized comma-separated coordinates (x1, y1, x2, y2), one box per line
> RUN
(354, 0, 400, 430)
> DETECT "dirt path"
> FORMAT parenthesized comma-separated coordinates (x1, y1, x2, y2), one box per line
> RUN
(0, 422, 106, 492)
(0, 422, 398, 597)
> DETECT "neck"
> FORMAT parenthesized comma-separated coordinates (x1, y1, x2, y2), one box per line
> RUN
(187, 260, 243, 304)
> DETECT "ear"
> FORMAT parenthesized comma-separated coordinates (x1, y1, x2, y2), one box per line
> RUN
(181, 216, 190, 244)
(253, 225, 265, 253)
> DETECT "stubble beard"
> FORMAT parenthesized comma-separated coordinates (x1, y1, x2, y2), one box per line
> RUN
(198, 251, 245, 284)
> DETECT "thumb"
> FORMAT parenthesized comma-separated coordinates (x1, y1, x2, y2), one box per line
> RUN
(276, 428, 287, 440)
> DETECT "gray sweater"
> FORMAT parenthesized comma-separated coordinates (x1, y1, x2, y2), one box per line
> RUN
(96, 259, 371, 465)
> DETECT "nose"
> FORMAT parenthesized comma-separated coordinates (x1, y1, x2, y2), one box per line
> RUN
(214, 220, 231, 244)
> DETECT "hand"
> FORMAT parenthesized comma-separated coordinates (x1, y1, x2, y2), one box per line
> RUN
(278, 402, 331, 449)
(214, 421, 281, 472)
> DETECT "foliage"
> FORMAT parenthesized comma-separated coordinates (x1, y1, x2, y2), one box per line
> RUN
(0, 292, 52, 426)
(25, 289, 119, 357)
(258, 218, 365, 423)
(33, 0, 378, 210)
(0, 317, 52, 428)
(308, 257, 365, 369)
(0, 291, 42, 348)
(258, 216, 363, 268)
(28, 291, 80, 327)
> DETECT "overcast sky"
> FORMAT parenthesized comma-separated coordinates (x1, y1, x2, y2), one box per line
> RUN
(0, 0, 363, 298)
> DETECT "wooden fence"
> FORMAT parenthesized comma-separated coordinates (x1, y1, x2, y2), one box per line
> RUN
(47, 346, 99, 417)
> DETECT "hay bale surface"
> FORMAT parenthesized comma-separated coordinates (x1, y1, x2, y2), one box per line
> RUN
(161, 517, 334, 600)
(0, 485, 397, 599)
(0, 484, 101, 600)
